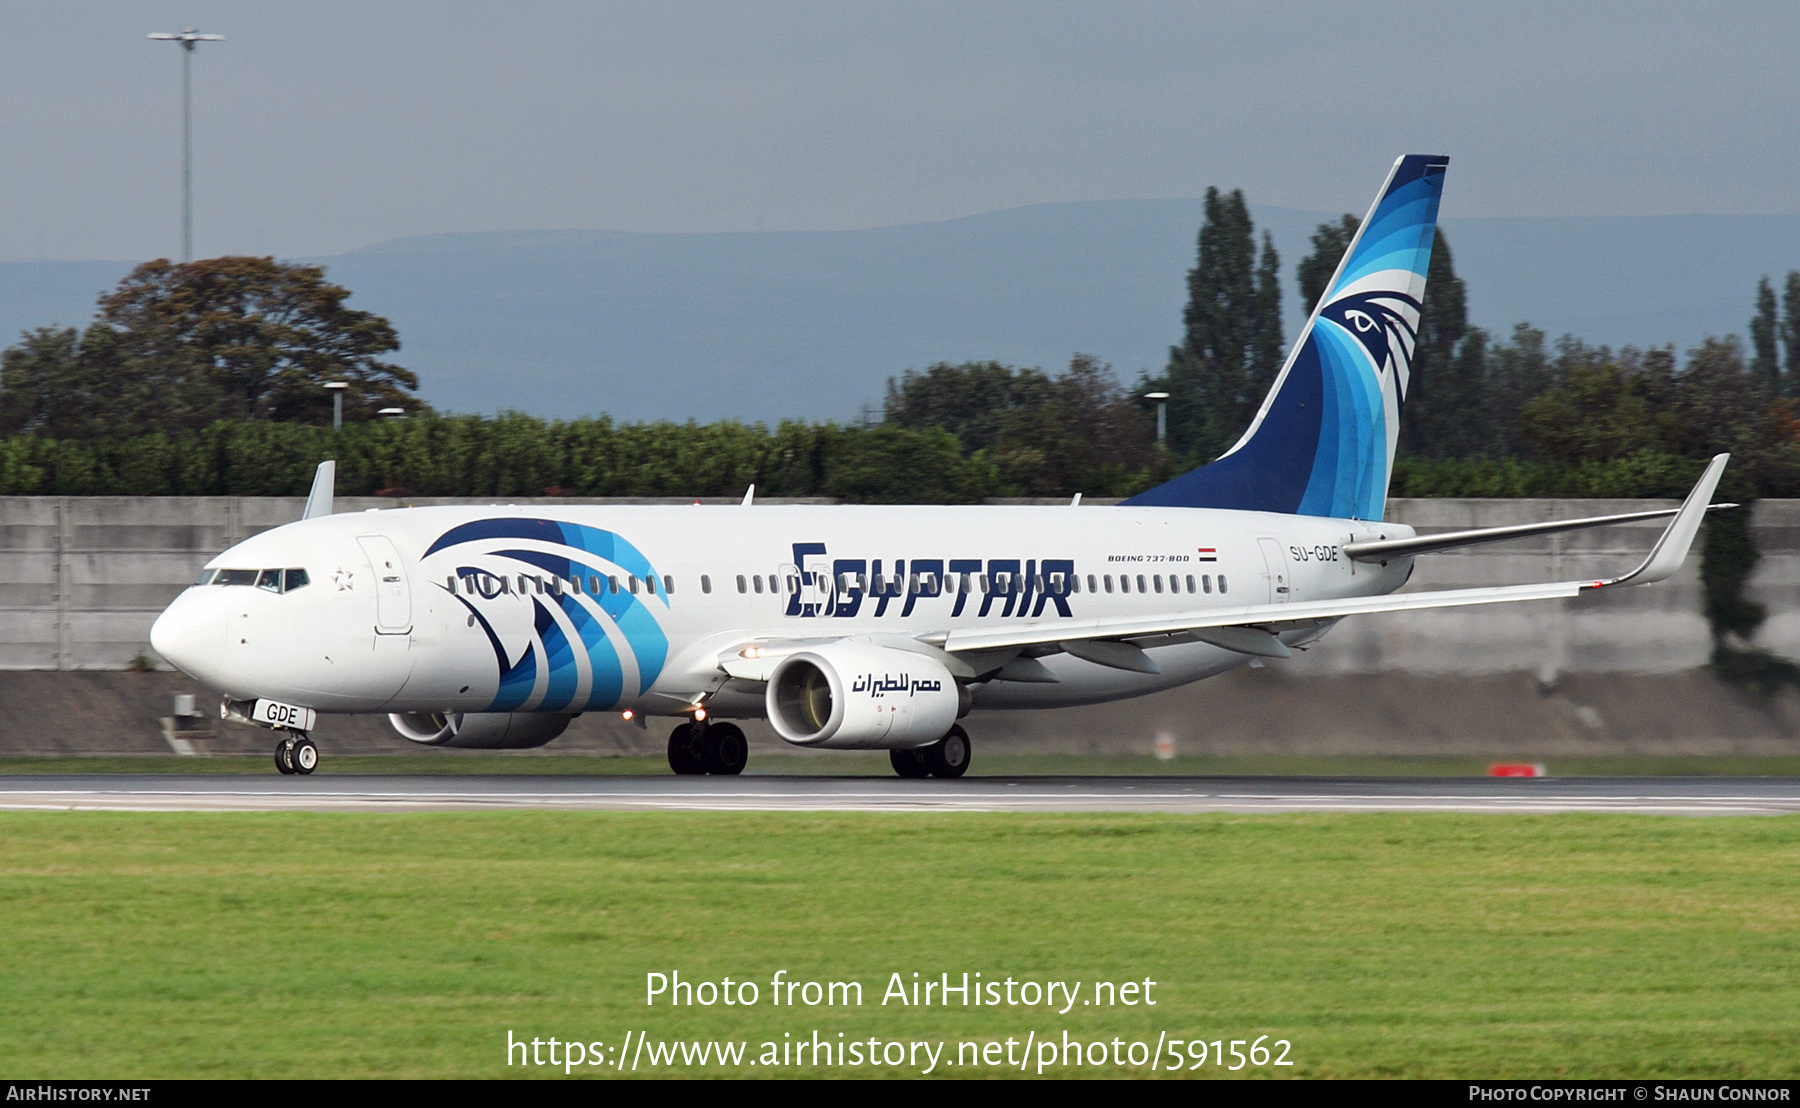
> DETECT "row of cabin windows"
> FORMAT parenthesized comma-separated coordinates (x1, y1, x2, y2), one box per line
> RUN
(445, 569, 1228, 600)
(732, 570, 1227, 597)
(449, 572, 677, 597)
(215, 564, 1231, 603)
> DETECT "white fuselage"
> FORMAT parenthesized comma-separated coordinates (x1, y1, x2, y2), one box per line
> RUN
(150, 504, 1415, 720)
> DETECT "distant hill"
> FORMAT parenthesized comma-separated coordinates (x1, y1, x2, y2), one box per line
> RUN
(3, 203, 1797, 425)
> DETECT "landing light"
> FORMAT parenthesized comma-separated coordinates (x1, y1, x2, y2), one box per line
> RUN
(621, 709, 634, 721)
(693, 707, 708, 722)
(740, 646, 766, 660)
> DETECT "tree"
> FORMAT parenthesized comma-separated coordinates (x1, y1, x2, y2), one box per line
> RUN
(882, 356, 1155, 496)
(1295, 214, 1359, 313)
(1750, 276, 1780, 395)
(1155, 188, 1283, 460)
(1781, 271, 1800, 396)
(884, 361, 1035, 452)
(86, 257, 414, 429)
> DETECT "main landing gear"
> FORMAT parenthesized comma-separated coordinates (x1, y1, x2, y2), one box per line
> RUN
(889, 725, 971, 779)
(668, 720, 748, 776)
(274, 734, 318, 776)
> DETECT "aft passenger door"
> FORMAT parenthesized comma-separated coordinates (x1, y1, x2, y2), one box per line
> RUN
(1257, 537, 1291, 604)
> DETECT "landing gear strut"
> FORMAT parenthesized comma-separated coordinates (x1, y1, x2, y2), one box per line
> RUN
(890, 725, 971, 779)
(274, 734, 318, 776)
(667, 720, 748, 776)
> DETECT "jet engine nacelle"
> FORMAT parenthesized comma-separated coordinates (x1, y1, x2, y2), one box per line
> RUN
(387, 711, 574, 749)
(766, 643, 965, 749)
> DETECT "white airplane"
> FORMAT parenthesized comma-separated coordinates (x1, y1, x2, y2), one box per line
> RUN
(149, 155, 1731, 777)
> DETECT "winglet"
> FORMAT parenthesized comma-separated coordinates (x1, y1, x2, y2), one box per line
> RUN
(1593, 454, 1729, 589)
(741, 484, 755, 507)
(303, 460, 336, 520)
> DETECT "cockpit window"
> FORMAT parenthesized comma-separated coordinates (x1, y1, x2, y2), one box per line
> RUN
(207, 568, 309, 593)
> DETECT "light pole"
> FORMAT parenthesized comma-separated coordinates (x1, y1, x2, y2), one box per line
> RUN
(325, 381, 348, 430)
(1145, 391, 1170, 446)
(148, 27, 224, 263)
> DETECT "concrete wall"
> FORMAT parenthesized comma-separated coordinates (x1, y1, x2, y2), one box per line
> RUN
(1, 495, 1792, 674)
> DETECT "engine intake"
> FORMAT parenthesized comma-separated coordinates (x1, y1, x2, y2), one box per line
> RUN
(766, 643, 963, 749)
(387, 711, 573, 749)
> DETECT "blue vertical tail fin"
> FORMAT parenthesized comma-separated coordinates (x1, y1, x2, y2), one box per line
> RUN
(1125, 154, 1447, 520)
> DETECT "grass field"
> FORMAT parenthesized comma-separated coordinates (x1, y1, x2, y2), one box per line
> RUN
(2, 810, 1797, 1078)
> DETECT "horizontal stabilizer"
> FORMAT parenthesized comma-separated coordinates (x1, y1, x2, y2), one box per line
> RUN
(1345, 500, 1736, 563)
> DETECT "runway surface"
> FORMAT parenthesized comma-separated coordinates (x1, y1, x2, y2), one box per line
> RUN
(1, 774, 1798, 815)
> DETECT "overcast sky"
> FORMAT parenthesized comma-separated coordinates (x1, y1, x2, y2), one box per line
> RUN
(2, 1, 1797, 261)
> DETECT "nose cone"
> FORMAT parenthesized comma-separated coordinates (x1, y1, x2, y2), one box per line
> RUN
(150, 588, 226, 686)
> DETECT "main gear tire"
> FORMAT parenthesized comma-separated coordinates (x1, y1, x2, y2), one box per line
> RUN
(924, 725, 971, 779)
(667, 723, 705, 775)
(701, 722, 749, 776)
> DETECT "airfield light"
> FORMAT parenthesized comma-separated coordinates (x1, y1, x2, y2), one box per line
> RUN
(1144, 391, 1170, 445)
(147, 28, 225, 263)
(324, 381, 349, 430)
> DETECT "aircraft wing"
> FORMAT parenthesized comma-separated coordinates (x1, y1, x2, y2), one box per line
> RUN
(935, 453, 1730, 659)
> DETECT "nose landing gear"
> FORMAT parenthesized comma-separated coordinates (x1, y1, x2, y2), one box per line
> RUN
(274, 735, 318, 775)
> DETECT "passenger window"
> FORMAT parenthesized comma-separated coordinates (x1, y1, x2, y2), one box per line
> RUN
(701, 575, 712, 594)
(1219, 575, 1228, 594)
(1087, 574, 1097, 593)
(1120, 576, 1130, 594)
(753, 575, 764, 594)
(1103, 575, 1113, 593)
(1137, 574, 1148, 593)
(609, 576, 620, 594)
(1203, 575, 1212, 594)
(569, 576, 582, 595)
(629, 576, 640, 595)
(786, 575, 798, 594)
(1186, 574, 1196, 593)
(768, 575, 779, 593)
(1153, 575, 1164, 594)
(548, 577, 563, 596)
(737, 575, 747, 594)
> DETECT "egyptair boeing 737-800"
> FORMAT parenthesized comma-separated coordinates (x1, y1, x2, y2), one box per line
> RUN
(148, 155, 1730, 776)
